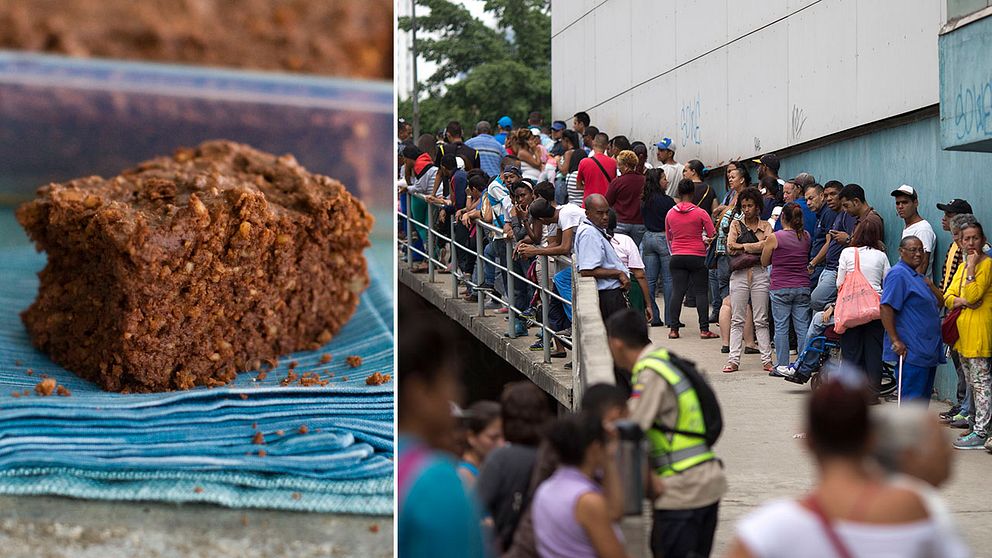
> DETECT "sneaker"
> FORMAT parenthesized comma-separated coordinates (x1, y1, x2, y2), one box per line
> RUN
(947, 415, 971, 428)
(953, 432, 988, 450)
(769, 365, 792, 378)
(744, 347, 760, 355)
(985, 437, 992, 452)
(484, 300, 502, 310)
(529, 340, 544, 351)
(939, 406, 962, 422)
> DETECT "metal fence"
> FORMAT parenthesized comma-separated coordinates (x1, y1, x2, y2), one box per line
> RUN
(398, 190, 578, 375)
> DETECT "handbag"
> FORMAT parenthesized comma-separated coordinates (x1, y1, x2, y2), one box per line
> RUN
(729, 221, 761, 271)
(941, 272, 966, 345)
(801, 494, 854, 558)
(833, 248, 880, 333)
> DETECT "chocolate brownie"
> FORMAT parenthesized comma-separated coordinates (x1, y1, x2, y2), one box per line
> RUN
(16, 140, 373, 392)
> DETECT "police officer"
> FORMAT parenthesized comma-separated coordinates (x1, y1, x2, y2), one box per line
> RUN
(606, 308, 727, 558)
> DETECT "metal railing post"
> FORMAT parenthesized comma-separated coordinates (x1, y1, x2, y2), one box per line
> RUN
(571, 258, 581, 410)
(426, 202, 435, 282)
(405, 191, 413, 266)
(450, 216, 458, 299)
(506, 237, 516, 337)
(540, 255, 551, 364)
(476, 228, 485, 317)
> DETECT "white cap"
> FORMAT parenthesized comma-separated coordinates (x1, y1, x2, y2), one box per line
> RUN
(890, 184, 917, 199)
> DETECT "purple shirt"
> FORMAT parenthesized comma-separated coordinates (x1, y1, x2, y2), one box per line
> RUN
(770, 230, 811, 290)
(532, 467, 624, 558)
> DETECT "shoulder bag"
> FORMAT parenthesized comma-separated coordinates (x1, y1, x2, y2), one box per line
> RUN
(729, 220, 762, 272)
(941, 271, 965, 345)
(590, 155, 614, 183)
(833, 249, 880, 333)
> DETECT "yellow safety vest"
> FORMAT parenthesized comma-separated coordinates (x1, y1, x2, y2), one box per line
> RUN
(632, 348, 716, 477)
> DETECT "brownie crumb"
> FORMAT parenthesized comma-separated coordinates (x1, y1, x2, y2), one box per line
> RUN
(25, 369, 33, 376)
(239, 393, 248, 400)
(298, 371, 328, 387)
(298, 425, 309, 435)
(275, 430, 285, 436)
(258, 449, 267, 457)
(22, 390, 30, 397)
(256, 371, 268, 382)
(292, 492, 302, 501)
(194, 486, 204, 494)
(260, 357, 280, 372)
(365, 372, 391, 386)
(35, 378, 57, 396)
(56, 385, 72, 397)
(14, 359, 23, 366)
(252, 432, 265, 445)
(280, 371, 299, 386)
(341, 376, 349, 382)
(319, 353, 332, 364)
(11, 392, 20, 398)
(346, 355, 363, 368)
(369, 524, 380, 533)
(251, 422, 258, 430)
(288, 360, 298, 370)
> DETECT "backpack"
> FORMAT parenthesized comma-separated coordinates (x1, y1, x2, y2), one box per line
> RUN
(657, 351, 724, 447)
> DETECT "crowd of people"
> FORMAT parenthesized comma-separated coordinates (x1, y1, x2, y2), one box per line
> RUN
(398, 110, 985, 556)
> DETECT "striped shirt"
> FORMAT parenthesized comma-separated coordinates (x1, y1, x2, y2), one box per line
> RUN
(566, 172, 583, 206)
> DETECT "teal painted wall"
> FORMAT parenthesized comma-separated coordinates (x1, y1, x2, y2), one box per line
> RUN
(776, 115, 991, 401)
(939, 12, 992, 152)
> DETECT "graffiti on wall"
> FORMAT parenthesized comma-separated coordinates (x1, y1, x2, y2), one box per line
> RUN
(680, 94, 702, 146)
(953, 77, 992, 140)
(791, 105, 808, 140)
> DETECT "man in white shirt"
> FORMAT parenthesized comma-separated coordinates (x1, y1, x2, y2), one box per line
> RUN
(891, 185, 936, 276)
(656, 138, 684, 198)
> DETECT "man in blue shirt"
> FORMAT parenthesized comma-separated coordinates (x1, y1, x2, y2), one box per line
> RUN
(775, 174, 817, 236)
(810, 181, 856, 311)
(804, 182, 836, 286)
(574, 194, 630, 322)
(465, 120, 507, 178)
(880, 236, 946, 403)
(493, 115, 513, 146)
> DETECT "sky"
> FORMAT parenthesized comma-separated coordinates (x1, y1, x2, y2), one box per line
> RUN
(395, 0, 496, 100)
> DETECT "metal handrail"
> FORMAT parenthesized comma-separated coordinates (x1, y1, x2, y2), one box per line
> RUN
(398, 189, 577, 375)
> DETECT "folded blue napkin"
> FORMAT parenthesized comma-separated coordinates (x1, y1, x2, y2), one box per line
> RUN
(0, 246, 394, 514)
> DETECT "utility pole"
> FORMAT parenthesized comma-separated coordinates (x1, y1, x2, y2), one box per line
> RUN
(410, 0, 421, 139)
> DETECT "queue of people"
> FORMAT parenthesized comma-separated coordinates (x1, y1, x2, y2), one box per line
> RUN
(399, 111, 984, 557)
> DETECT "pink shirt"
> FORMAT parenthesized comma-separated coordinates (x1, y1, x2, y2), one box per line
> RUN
(665, 202, 716, 257)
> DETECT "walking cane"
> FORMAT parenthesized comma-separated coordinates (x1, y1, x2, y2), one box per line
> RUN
(897, 354, 904, 407)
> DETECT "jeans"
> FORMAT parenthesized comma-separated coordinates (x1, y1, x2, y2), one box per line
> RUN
(641, 231, 673, 326)
(615, 222, 646, 247)
(840, 319, 884, 394)
(810, 268, 838, 312)
(951, 349, 970, 415)
(554, 174, 569, 206)
(770, 287, 811, 368)
(728, 267, 772, 365)
(709, 255, 730, 319)
(651, 502, 719, 558)
(453, 222, 475, 276)
(669, 255, 710, 331)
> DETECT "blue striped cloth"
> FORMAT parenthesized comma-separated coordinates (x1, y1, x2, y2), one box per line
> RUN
(0, 246, 393, 513)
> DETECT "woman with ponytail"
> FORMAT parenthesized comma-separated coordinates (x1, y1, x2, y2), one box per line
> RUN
(761, 202, 812, 375)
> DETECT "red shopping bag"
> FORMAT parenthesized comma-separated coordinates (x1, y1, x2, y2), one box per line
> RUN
(833, 249, 880, 334)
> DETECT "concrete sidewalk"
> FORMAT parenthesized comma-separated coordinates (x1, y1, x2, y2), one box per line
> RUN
(634, 306, 992, 556)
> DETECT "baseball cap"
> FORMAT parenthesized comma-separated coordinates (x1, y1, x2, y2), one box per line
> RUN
(751, 153, 780, 172)
(936, 198, 973, 214)
(504, 166, 522, 177)
(890, 184, 918, 200)
(529, 126, 542, 136)
(655, 137, 675, 152)
(497, 116, 513, 128)
(551, 120, 567, 131)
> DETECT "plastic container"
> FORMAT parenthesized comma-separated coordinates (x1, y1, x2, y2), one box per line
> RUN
(0, 51, 393, 209)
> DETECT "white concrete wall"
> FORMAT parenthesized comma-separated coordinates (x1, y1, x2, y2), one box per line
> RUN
(551, 0, 943, 165)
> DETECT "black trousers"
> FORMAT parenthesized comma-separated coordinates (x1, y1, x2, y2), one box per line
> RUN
(598, 287, 629, 323)
(453, 221, 475, 276)
(652, 502, 719, 558)
(840, 318, 884, 394)
(669, 255, 710, 331)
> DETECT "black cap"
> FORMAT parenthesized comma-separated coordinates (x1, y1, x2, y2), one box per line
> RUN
(936, 198, 973, 214)
(752, 153, 780, 173)
(504, 166, 523, 177)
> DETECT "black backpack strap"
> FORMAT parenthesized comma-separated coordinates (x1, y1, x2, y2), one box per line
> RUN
(591, 156, 614, 183)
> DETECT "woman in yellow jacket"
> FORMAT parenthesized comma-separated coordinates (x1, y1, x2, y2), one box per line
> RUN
(945, 221, 992, 450)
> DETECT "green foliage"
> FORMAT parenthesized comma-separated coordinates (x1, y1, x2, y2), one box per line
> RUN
(398, 0, 551, 136)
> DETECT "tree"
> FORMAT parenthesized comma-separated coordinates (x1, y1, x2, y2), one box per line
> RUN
(398, 0, 551, 137)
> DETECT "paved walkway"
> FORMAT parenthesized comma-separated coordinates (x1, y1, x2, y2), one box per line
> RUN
(639, 306, 992, 556)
